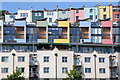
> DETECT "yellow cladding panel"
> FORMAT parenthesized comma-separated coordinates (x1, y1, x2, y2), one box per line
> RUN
(54, 21, 70, 43)
(58, 21, 69, 27)
(54, 39, 70, 43)
(98, 5, 112, 21)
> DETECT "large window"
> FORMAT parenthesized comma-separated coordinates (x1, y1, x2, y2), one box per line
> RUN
(44, 67, 49, 73)
(85, 57, 91, 62)
(85, 68, 91, 73)
(115, 14, 120, 19)
(62, 67, 67, 73)
(99, 68, 105, 73)
(1, 56, 8, 62)
(44, 56, 49, 62)
(18, 56, 25, 62)
(20, 13, 28, 17)
(62, 57, 67, 63)
(1, 68, 8, 73)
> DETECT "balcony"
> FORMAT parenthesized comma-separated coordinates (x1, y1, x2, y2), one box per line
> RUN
(110, 72, 118, 79)
(109, 62, 118, 68)
(29, 61, 39, 66)
(29, 72, 39, 78)
(74, 61, 82, 67)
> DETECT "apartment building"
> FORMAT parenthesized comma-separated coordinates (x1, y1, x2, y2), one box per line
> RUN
(0, 3, 120, 80)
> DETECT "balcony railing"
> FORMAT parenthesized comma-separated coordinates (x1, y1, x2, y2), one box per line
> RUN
(74, 61, 82, 67)
(29, 72, 39, 78)
(29, 61, 39, 66)
(109, 61, 118, 68)
(110, 72, 118, 78)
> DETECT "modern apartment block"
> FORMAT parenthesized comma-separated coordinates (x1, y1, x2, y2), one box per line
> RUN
(0, 3, 120, 80)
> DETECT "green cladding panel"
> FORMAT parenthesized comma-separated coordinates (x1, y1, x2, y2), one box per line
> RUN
(32, 11, 44, 22)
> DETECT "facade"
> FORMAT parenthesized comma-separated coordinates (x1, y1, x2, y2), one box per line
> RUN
(84, 7, 98, 22)
(0, 3, 120, 80)
(44, 9, 58, 26)
(17, 9, 32, 22)
(5, 12, 18, 23)
(32, 10, 44, 22)
(97, 4, 113, 21)
(70, 8, 84, 24)
(58, 8, 70, 20)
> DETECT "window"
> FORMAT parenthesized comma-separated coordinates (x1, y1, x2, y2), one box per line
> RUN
(62, 57, 67, 63)
(18, 56, 25, 62)
(115, 14, 120, 19)
(49, 18, 52, 23)
(99, 68, 105, 73)
(62, 67, 67, 73)
(76, 16, 79, 20)
(62, 11, 66, 14)
(44, 56, 49, 62)
(90, 15, 93, 20)
(90, 9, 92, 13)
(103, 14, 106, 19)
(85, 57, 91, 62)
(76, 10, 79, 13)
(103, 8, 106, 12)
(20, 13, 28, 17)
(85, 68, 91, 73)
(35, 12, 41, 16)
(44, 67, 49, 73)
(18, 67, 24, 73)
(1, 56, 8, 62)
(1, 68, 8, 73)
(99, 58, 105, 63)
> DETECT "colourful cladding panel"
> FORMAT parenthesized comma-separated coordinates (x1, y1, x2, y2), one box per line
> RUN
(98, 5, 112, 21)
(84, 7, 98, 22)
(113, 11, 120, 22)
(70, 10, 84, 24)
(32, 11, 44, 22)
(102, 39, 113, 44)
(101, 21, 112, 27)
(54, 39, 69, 43)
(58, 21, 69, 27)
(54, 21, 70, 43)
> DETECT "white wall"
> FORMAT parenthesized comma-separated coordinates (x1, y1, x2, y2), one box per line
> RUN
(17, 10, 32, 22)
(37, 49, 74, 78)
(5, 14, 18, 23)
(75, 51, 111, 79)
(0, 51, 30, 79)
(44, 11, 58, 26)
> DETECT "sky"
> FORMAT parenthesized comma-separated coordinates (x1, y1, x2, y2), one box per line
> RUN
(0, 2, 120, 13)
